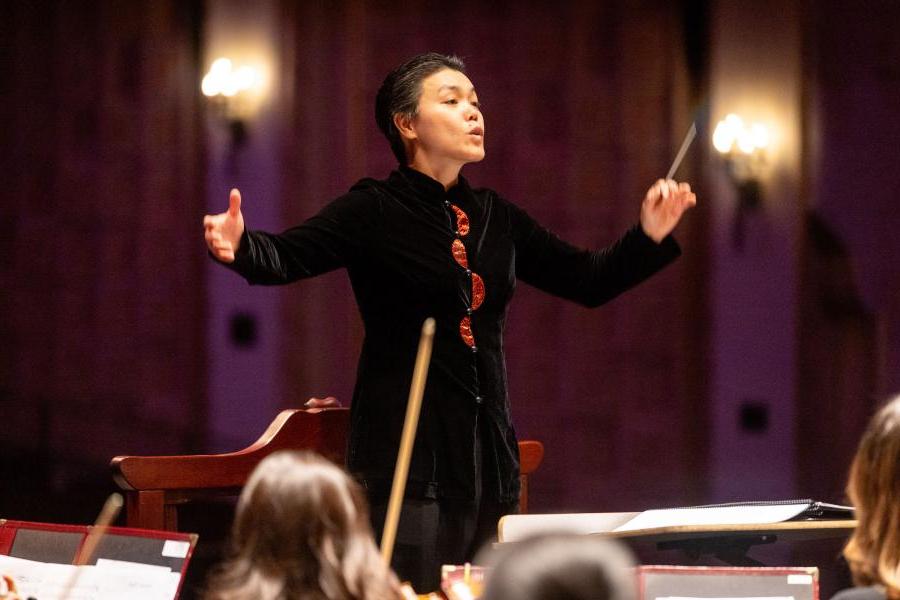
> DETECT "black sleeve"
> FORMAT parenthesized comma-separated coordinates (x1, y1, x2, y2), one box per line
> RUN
(223, 190, 380, 285)
(507, 199, 681, 307)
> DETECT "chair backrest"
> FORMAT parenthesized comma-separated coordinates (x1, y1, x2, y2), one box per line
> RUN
(111, 407, 544, 531)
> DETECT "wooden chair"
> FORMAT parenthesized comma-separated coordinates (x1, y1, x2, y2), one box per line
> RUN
(111, 407, 544, 531)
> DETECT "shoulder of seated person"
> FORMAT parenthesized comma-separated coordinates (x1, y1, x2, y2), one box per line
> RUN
(830, 586, 886, 600)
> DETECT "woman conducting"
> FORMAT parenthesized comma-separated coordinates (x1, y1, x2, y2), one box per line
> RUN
(204, 52, 696, 590)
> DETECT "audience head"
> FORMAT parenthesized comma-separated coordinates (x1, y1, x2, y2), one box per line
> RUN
(480, 534, 636, 600)
(844, 395, 900, 598)
(206, 450, 401, 600)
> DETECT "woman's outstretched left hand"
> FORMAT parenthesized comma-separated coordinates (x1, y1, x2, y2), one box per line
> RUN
(640, 178, 696, 243)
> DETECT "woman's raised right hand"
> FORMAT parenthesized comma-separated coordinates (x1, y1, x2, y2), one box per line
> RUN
(203, 188, 245, 263)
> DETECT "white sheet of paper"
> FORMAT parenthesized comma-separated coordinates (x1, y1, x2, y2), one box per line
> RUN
(613, 503, 809, 532)
(161, 540, 190, 559)
(499, 512, 640, 542)
(96, 558, 173, 574)
(0, 554, 180, 600)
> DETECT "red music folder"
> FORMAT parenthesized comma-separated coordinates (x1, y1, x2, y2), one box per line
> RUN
(638, 565, 819, 600)
(0, 519, 197, 599)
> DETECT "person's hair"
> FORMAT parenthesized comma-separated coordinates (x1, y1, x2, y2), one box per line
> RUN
(480, 534, 636, 600)
(843, 395, 900, 599)
(375, 52, 466, 164)
(205, 451, 402, 600)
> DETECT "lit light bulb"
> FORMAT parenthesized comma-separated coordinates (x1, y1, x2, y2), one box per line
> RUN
(201, 73, 221, 96)
(222, 78, 239, 97)
(211, 57, 232, 72)
(725, 113, 743, 129)
(737, 129, 756, 154)
(201, 58, 258, 97)
(201, 58, 234, 97)
(200, 56, 268, 122)
(751, 123, 770, 149)
(713, 120, 735, 154)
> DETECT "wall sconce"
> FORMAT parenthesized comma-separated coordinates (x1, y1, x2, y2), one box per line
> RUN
(201, 57, 265, 148)
(712, 113, 771, 210)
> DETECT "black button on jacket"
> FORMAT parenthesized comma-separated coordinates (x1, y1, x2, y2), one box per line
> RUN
(226, 166, 681, 502)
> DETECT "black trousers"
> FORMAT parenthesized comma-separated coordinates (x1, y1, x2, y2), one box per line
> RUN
(369, 416, 519, 592)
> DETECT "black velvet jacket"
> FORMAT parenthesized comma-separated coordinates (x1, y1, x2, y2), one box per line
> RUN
(227, 166, 681, 502)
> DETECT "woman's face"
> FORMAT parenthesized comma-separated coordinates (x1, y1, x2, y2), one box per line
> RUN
(406, 68, 485, 166)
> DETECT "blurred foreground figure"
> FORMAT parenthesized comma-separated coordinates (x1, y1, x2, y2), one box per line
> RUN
(833, 395, 900, 600)
(205, 451, 403, 600)
(480, 534, 637, 600)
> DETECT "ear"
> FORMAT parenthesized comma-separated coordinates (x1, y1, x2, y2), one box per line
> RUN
(393, 112, 417, 141)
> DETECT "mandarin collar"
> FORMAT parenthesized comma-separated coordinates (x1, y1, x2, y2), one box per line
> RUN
(396, 165, 471, 201)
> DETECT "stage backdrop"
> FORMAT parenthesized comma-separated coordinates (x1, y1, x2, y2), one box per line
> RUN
(0, 1, 208, 519)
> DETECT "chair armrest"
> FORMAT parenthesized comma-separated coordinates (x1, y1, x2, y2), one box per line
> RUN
(518, 440, 544, 475)
(111, 408, 349, 492)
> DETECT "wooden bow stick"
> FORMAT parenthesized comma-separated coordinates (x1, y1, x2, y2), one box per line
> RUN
(75, 493, 123, 566)
(380, 318, 436, 566)
(60, 493, 123, 600)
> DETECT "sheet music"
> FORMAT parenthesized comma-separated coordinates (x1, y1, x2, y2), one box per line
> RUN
(498, 512, 640, 542)
(0, 554, 181, 600)
(612, 503, 810, 532)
